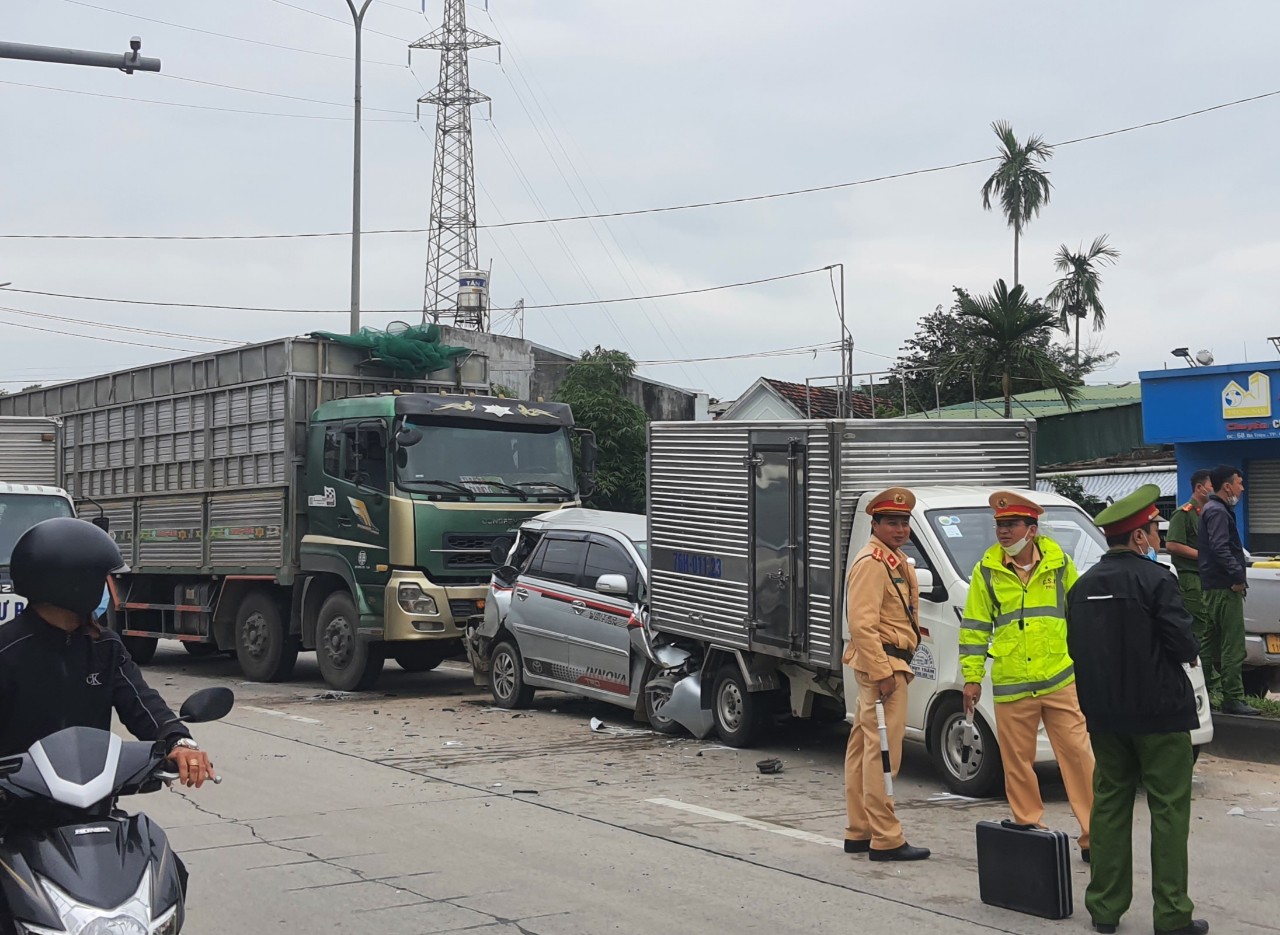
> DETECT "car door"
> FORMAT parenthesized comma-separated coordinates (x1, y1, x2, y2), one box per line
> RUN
(564, 536, 641, 697)
(509, 534, 587, 681)
(898, 534, 949, 737)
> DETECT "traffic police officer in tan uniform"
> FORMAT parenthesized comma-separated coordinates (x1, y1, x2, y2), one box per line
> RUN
(843, 487, 930, 862)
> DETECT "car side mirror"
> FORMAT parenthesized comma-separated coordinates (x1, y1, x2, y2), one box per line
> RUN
(90, 515, 110, 533)
(179, 687, 235, 723)
(495, 564, 519, 585)
(915, 568, 933, 591)
(595, 573, 630, 596)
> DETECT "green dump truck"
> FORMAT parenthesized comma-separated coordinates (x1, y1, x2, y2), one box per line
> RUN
(0, 336, 595, 691)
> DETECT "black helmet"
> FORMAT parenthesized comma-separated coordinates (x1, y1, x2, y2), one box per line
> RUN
(10, 517, 129, 615)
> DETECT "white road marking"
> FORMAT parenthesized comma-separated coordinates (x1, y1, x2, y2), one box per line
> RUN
(241, 706, 322, 725)
(647, 797, 843, 848)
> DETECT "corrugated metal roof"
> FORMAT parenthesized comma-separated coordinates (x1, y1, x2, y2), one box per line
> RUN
(1037, 468, 1177, 503)
(908, 384, 1143, 420)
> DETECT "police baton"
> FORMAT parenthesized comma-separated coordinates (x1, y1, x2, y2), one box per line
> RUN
(875, 699, 893, 798)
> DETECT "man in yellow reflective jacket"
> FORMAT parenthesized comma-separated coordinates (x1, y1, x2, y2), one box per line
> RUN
(960, 490, 1095, 861)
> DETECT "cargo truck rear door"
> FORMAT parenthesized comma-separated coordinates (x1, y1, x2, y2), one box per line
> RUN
(746, 432, 807, 652)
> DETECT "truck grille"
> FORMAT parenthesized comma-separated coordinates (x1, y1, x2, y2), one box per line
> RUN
(441, 532, 513, 569)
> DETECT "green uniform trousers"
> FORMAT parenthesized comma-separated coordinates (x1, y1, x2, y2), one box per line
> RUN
(1087, 731, 1194, 931)
(1176, 571, 1217, 694)
(1201, 587, 1247, 703)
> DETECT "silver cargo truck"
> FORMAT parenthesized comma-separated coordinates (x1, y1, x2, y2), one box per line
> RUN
(644, 418, 1214, 796)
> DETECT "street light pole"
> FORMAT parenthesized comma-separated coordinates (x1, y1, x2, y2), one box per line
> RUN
(345, 0, 374, 336)
(0, 38, 160, 72)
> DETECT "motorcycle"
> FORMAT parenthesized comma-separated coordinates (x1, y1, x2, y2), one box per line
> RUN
(0, 686, 233, 935)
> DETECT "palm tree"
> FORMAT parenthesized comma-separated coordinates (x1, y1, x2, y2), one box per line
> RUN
(1046, 235, 1121, 363)
(980, 121, 1054, 286)
(941, 280, 1081, 418)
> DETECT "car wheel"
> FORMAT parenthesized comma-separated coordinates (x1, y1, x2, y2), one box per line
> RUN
(316, 591, 384, 692)
(489, 640, 534, 709)
(928, 695, 1004, 799)
(122, 635, 158, 665)
(235, 591, 298, 683)
(712, 666, 766, 747)
(641, 664, 683, 735)
(1241, 667, 1271, 699)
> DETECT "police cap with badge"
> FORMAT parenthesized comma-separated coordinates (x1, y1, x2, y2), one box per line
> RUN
(1092, 483, 1162, 537)
(866, 486, 916, 517)
(989, 490, 1044, 522)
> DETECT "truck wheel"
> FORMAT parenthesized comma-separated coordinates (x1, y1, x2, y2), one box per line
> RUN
(316, 591, 384, 692)
(641, 664, 682, 735)
(489, 640, 534, 709)
(123, 636, 158, 665)
(392, 643, 447, 673)
(928, 695, 1003, 799)
(712, 667, 766, 747)
(235, 591, 298, 683)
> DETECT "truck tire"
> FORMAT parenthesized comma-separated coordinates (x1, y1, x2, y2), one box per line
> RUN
(316, 591, 384, 692)
(392, 643, 446, 673)
(235, 591, 298, 683)
(928, 695, 1003, 799)
(712, 666, 766, 747)
(489, 640, 534, 709)
(122, 636, 158, 665)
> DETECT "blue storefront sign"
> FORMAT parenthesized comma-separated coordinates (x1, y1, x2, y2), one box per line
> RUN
(1141, 361, 1280, 552)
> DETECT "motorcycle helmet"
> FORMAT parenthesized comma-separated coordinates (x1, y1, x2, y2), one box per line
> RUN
(9, 517, 129, 616)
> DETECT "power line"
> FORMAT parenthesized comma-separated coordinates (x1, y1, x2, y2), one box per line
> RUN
(262, 0, 413, 43)
(0, 266, 826, 314)
(0, 78, 415, 122)
(162, 73, 414, 116)
(10, 84, 1275, 242)
(0, 313, 207, 352)
(60, 0, 408, 67)
(638, 342, 841, 366)
(0, 304, 239, 345)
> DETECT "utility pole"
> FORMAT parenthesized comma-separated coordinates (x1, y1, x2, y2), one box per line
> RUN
(827, 263, 851, 416)
(344, 0, 374, 336)
(411, 0, 497, 328)
(0, 38, 160, 72)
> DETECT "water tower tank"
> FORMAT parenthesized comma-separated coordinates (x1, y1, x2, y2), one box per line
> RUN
(457, 269, 489, 311)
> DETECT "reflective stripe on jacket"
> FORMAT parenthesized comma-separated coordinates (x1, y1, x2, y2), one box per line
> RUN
(959, 535, 1079, 704)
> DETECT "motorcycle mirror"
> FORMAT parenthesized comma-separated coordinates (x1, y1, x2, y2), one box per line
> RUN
(179, 686, 235, 723)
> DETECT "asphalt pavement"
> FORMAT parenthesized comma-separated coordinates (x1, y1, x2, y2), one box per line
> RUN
(131, 643, 1280, 935)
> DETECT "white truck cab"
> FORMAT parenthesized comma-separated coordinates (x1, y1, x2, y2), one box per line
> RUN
(845, 486, 1214, 797)
(0, 482, 78, 624)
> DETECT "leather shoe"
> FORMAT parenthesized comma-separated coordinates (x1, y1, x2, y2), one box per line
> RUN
(844, 839, 869, 854)
(1222, 700, 1261, 716)
(1092, 924, 1116, 934)
(1155, 921, 1208, 935)
(1082, 847, 1090, 864)
(869, 843, 930, 861)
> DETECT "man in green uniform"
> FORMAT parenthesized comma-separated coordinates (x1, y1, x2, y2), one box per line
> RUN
(1066, 485, 1206, 935)
(1165, 469, 1215, 692)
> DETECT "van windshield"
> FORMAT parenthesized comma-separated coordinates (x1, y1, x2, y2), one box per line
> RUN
(924, 505, 1108, 578)
(0, 494, 75, 567)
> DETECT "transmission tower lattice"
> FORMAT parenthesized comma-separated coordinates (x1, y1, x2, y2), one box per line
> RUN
(411, 0, 498, 329)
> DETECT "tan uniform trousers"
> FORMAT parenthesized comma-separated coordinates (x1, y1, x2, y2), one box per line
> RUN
(993, 681, 1095, 849)
(844, 669, 909, 851)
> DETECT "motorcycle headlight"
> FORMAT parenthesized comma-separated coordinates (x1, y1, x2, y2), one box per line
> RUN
(23, 869, 158, 935)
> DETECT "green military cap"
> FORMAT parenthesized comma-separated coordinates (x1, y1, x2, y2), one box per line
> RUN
(1092, 483, 1162, 537)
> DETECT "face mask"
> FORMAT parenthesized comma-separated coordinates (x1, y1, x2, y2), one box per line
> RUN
(1145, 547, 1158, 562)
(1001, 534, 1032, 558)
(1224, 494, 1240, 507)
(94, 586, 110, 619)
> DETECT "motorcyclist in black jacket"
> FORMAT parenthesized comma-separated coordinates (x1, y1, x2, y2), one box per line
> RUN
(0, 517, 215, 784)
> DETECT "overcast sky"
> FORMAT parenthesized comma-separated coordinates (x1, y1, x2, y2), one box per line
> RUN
(3, 0, 1278, 401)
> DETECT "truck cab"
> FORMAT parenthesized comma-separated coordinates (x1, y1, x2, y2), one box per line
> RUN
(0, 483, 78, 624)
(843, 486, 1215, 797)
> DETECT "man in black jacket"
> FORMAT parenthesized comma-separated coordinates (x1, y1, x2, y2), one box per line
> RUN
(1197, 464, 1256, 716)
(1066, 484, 1206, 935)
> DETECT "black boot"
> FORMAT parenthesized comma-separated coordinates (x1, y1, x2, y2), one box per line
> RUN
(843, 839, 869, 854)
(1222, 700, 1260, 716)
(869, 842, 930, 861)
(1156, 921, 1209, 935)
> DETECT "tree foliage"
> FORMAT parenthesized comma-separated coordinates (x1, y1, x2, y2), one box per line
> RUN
(981, 120, 1054, 286)
(1043, 474, 1107, 516)
(939, 280, 1081, 418)
(1046, 235, 1121, 362)
(554, 347, 648, 514)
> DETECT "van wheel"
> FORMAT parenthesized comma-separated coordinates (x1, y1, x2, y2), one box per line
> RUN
(122, 636, 158, 665)
(929, 695, 1003, 798)
(235, 591, 298, 683)
(316, 592, 384, 692)
(490, 640, 534, 709)
(642, 664, 682, 735)
(712, 667, 766, 747)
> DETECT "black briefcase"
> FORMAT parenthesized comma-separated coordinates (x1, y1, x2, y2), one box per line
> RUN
(975, 819, 1073, 919)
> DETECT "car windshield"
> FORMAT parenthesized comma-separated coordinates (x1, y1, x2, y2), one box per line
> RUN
(0, 494, 75, 567)
(399, 420, 576, 497)
(925, 505, 1108, 578)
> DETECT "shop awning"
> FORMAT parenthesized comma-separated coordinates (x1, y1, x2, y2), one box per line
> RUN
(1037, 468, 1177, 504)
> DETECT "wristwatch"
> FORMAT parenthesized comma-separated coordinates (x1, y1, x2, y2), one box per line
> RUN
(173, 738, 200, 751)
